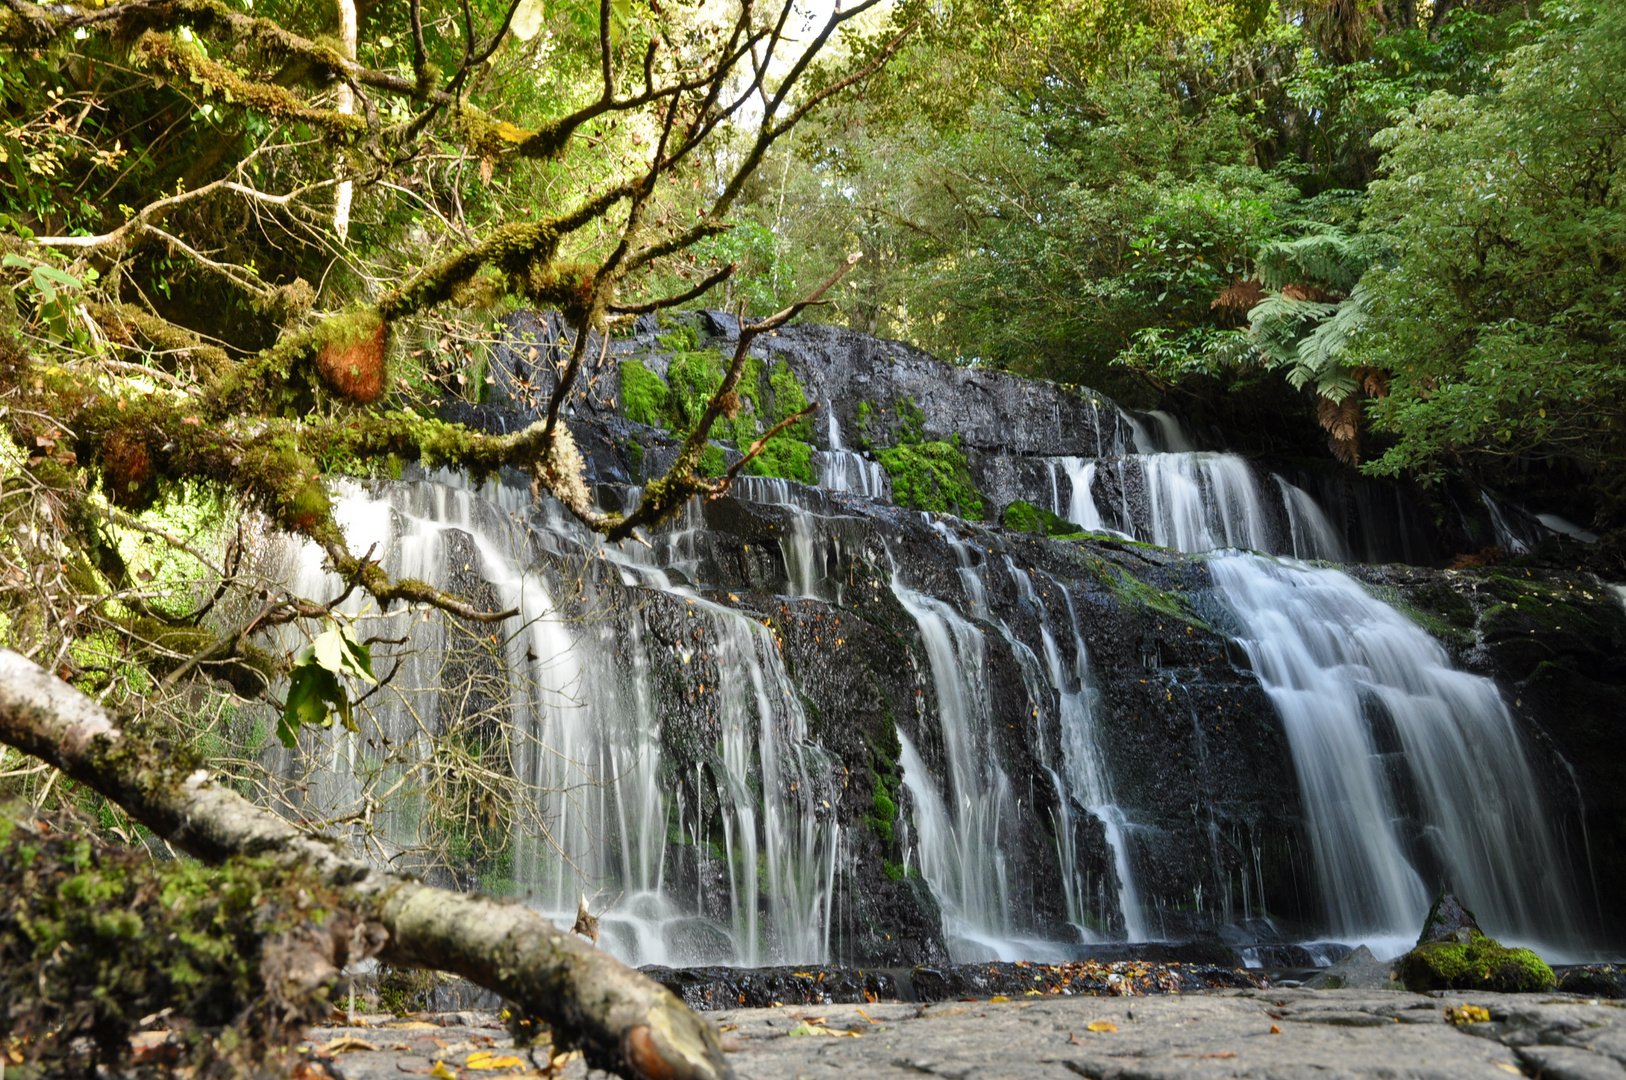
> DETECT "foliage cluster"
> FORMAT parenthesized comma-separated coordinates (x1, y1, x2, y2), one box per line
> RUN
(718, 0, 1626, 543)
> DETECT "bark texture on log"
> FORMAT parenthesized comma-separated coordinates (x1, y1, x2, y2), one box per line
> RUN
(0, 649, 733, 1080)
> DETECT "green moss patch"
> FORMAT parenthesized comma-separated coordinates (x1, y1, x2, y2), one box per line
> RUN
(619, 358, 670, 428)
(1396, 934, 1555, 994)
(1004, 499, 1083, 537)
(0, 804, 366, 1074)
(877, 439, 984, 518)
(616, 341, 816, 483)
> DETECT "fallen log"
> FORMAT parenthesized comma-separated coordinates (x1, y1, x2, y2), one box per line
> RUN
(0, 648, 733, 1080)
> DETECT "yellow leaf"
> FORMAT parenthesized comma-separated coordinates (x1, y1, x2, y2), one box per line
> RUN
(430, 1062, 458, 1080)
(989, 996, 1010, 1003)
(321, 1037, 379, 1054)
(1087, 1021, 1118, 1033)
(466, 1052, 525, 1070)
(1446, 1005, 1491, 1025)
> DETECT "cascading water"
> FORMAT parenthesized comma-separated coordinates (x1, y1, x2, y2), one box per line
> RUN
(816, 409, 887, 500)
(1004, 559, 1147, 941)
(254, 303, 1607, 969)
(1209, 552, 1582, 957)
(1024, 407, 1366, 561)
(889, 566, 1050, 960)
(266, 473, 841, 967)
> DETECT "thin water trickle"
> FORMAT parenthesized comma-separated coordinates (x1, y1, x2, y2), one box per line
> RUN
(817, 409, 887, 500)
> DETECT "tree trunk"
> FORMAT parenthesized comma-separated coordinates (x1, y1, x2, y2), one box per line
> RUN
(0, 649, 732, 1080)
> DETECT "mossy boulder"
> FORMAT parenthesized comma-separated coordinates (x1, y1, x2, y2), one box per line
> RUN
(1396, 934, 1556, 993)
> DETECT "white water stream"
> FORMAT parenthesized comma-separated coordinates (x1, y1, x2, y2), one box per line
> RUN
(268, 475, 841, 967)
(1209, 553, 1581, 957)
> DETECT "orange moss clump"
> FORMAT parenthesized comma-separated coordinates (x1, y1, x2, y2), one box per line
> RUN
(101, 428, 156, 509)
(315, 314, 387, 404)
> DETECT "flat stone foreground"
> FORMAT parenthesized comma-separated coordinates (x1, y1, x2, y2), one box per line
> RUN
(308, 988, 1626, 1080)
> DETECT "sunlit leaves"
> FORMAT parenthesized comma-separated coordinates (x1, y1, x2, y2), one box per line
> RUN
(279, 622, 375, 748)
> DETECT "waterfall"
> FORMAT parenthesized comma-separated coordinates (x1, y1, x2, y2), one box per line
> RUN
(265, 473, 841, 968)
(1210, 553, 1581, 957)
(889, 572, 1033, 959)
(1274, 475, 1349, 562)
(817, 408, 887, 500)
(733, 476, 827, 599)
(1008, 560, 1147, 941)
(1029, 406, 1398, 560)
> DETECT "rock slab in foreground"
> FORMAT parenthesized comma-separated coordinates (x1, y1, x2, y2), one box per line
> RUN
(307, 989, 1626, 1080)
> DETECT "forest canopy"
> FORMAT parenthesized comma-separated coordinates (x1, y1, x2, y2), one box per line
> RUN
(718, 0, 1626, 542)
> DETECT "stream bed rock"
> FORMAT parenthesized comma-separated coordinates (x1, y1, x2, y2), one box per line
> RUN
(305, 989, 1626, 1080)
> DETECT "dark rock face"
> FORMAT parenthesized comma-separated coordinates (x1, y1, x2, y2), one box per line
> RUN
(1419, 894, 1484, 946)
(1556, 965, 1626, 999)
(1304, 946, 1396, 990)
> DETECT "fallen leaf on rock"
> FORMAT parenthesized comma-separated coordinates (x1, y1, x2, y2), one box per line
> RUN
(787, 1021, 861, 1037)
(129, 1031, 179, 1064)
(388, 1022, 442, 1031)
(989, 996, 1011, 1003)
(430, 1061, 458, 1080)
(1270, 1025, 1281, 1035)
(1087, 1021, 1118, 1033)
(1068, 1032, 1083, 1045)
(1201, 1051, 1237, 1059)
(1495, 1063, 1523, 1075)
(465, 1052, 524, 1070)
(323, 1037, 380, 1054)
(1446, 1005, 1491, 1025)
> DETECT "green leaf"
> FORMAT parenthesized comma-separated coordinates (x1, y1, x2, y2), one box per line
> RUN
(280, 664, 340, 747)
(340, 631, 376, 683)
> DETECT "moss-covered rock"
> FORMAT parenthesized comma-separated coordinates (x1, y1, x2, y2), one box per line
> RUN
(1396, 934, 1556, 993)
(877, 438, 984, 518)
(1003, 499, 1082, 537)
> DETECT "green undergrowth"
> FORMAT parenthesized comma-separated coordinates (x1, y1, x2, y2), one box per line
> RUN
(617, 329, 815, 483)
(0, 803, 362, 1076)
